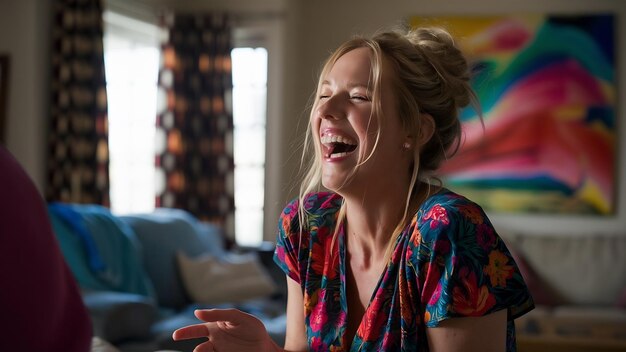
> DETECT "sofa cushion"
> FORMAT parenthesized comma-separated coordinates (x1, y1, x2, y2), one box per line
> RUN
(82, 289, 158, 344)
(177, 251, 276, 305)
(121, 208, 226, 309)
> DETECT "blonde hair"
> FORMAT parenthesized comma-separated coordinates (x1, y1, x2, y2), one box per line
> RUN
(297, 27, 480, 253)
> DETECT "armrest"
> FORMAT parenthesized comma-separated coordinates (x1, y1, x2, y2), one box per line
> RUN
(82, 290, 159, 344)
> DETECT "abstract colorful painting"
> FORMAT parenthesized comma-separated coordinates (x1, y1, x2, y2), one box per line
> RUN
(411, 14, 615, 215)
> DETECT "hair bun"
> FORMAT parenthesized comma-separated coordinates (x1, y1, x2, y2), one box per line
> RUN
(406, 27, 472, 108)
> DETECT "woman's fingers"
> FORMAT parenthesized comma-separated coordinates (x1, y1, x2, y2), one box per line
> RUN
(174, 309, 261, 343)
(174, 309, 247, 340)
(194, 308, 250, 324)
(173, 309, 268, 351)
(193, 340, 215, 352)
(172, 323, 210, 341)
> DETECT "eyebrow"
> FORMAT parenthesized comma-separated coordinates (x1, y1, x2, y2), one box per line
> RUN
(320, 80, 370, 90)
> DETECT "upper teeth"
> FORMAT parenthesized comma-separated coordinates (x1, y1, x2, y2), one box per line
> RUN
(320, 135, 357, 146)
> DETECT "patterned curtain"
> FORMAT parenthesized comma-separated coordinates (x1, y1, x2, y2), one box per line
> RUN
(47, 0, 109, 206)
(156, 14, 234, 234)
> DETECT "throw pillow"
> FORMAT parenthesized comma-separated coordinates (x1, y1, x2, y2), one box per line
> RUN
(177, 251, 277, 305)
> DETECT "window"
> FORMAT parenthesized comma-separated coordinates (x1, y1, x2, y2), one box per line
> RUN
(103, 11, 159, 214)
(232, 47, 268, 247)
(103, 13, 271, 247)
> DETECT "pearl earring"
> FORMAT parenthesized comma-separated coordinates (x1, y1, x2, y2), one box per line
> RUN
(403, 142, 411, 150)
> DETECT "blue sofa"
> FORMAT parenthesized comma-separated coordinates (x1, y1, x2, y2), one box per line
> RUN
(49, 204, 287, 352)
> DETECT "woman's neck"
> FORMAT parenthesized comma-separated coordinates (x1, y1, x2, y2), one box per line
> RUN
(341, 186, 407, 262)
(340, 181, 436, 262)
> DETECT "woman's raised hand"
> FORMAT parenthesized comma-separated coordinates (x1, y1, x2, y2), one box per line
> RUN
(172, 308, 276, 352)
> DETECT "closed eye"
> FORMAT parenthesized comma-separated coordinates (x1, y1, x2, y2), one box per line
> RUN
(351, 95, 370, 101)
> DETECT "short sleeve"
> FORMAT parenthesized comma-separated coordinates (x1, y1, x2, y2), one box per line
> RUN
(273, 198, 303, 284)
(413, 198, 534, 327)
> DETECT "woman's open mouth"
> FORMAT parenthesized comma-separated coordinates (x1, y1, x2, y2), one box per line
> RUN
(320, 134, 357, 159)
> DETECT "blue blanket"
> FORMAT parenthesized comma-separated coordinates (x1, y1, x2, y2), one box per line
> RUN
(49, 203, 155, 298)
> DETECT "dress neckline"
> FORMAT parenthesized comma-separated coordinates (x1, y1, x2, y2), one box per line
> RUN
(337, 220, 403, 350)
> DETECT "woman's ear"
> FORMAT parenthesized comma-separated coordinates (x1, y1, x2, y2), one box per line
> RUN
(417, 113, 435, 149)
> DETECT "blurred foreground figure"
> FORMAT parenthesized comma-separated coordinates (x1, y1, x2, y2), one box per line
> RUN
(0, 145, 92, 352)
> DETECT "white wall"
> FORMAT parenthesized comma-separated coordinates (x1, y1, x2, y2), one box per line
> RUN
(1, 0, 624, 237)
(0, 0, 51, 191)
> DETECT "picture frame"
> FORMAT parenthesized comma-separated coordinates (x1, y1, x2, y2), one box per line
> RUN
(0, 55, 9, 144)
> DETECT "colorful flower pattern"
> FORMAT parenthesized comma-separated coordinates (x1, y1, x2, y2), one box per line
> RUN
(274, 189, 534, 351)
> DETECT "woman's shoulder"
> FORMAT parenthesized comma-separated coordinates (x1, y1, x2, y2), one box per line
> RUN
(279, 191, 343, 232)
(421, 187, 485, 214)
(416, 187, 491, 235)
(421, 187, 477, 207)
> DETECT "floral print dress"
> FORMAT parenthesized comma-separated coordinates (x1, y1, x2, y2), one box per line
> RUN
(274, 189, 534, 351)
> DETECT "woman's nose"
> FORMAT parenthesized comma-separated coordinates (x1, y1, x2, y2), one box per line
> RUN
(317, 95, 344, 120)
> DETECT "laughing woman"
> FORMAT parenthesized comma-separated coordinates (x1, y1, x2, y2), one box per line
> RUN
(173, 27, 534, 352)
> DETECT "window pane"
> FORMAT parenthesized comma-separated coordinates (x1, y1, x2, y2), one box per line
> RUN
(232, 47, 268, 245)
(104, 19, 159, 215)
(232, 86, 267, 128)
(232, 48, 267, 86)
(234, 166, 265, 208)
(234, 127, 266, 165)
(235, 209, 264, 247)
